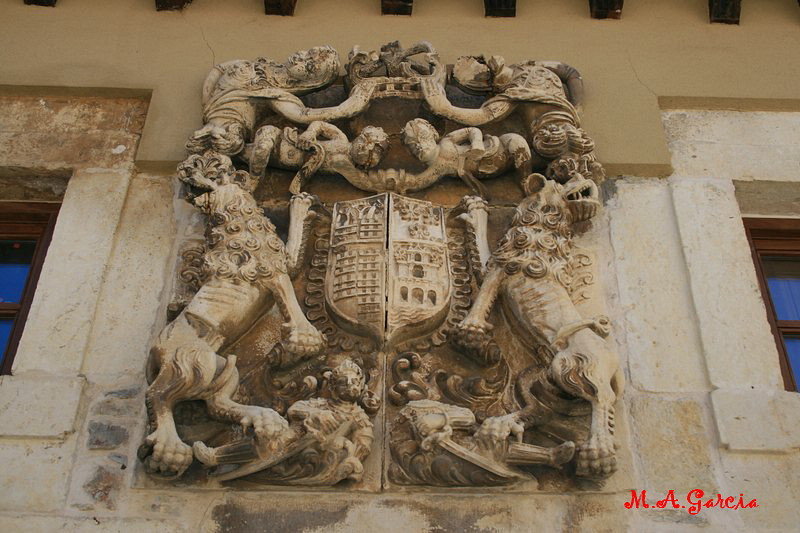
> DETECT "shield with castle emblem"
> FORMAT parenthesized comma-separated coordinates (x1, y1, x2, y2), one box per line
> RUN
(325, 193, 451, 347)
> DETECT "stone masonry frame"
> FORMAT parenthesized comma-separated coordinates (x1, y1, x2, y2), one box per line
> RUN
(0, 88, 150, 441)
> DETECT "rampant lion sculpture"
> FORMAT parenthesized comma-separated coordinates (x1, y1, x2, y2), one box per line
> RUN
(140, 151, 325, 476)
(452, 172, 623, 479)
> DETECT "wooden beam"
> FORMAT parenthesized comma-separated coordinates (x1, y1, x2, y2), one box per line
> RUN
(589, 0, 623, 19)
(484, 0, 516, 17)
(24, 0, 57, 6)
(709, 0, 741, 24)
(382, 0, 413, 15)
(155, 0, 193, 10)
(265, 0, 297, 15)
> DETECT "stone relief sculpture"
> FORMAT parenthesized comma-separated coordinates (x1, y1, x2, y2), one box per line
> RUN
(140, 151, 324, 476)
(142, 41, 624, 490)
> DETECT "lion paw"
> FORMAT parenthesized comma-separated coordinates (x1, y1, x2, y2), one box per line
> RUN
(239, 406, 289, 440)
(290, 192, 318, 214)
(575, 435, 617, 479)
(144, 428, 194, 476)
(449, 319, 501, 366)
(282, 323, 325, 359)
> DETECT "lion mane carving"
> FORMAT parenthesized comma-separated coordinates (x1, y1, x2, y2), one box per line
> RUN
(451, 172, 624, 479)
(140, 151, 325, 476)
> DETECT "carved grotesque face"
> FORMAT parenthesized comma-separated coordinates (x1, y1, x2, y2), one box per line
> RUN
(177, 151, 234, 191)
(402, 119, 439, 162)
(350, 126, 389, 169)
(518, 173, 599, 226)
(331, 361, 365, 403)
(286, 46, 340, 88)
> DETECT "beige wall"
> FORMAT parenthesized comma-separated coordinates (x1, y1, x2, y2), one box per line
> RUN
(2, 0, 800, 174)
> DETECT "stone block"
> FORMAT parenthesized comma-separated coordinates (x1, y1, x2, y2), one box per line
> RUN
(82, 465, 123, 510)
(66, 455, 129, 513)
(712, 388, 800, 452)
(720, 451, 800, 530)
(0, 514, 185, 532)
(607, 179, 708, 392)
(629, 393, 717, 493)
(662, 110, 800, 182)
(669, 176, 784, 390)
(0, 131, 141, 170)
(0, 95, 148, 136)
(0, 435, 77, 512)
(87, 422, 129, 450)
(13, 167, 132, 374)
(90, 386, 143, 417)
(0, 375, 83, 438)
(80, 173, 177, 378)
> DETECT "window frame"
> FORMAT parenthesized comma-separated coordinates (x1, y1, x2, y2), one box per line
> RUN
(743, 217, 800, 391)
(0, 202, 60, 375)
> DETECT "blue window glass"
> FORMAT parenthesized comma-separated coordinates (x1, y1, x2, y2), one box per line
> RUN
(762, 256, 800, 321)
(0, 318, 14, 366)
(785, 336, 800, 387)
(0, 240, 36, 304)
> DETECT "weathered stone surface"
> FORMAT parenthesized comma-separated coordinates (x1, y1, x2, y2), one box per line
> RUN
(0, 435, 77, 512)
(720, 451, 800, 531)
(662, 110, 800, 182)
(87, 422, 129, 450)
(0, 96, 148, 137)
(13, 167, 132, 374)
(712, 389, 800, 452)
(91, 387, 143, 417)
(0, 514, 185, 532)
(607, 178, 709, 392)
(669, 176, 784, 390)
(82, 465, 122, 510)
(80, 173, 176, 378)
(734, 179, 800, 217)
(629, 393, 716, 493)
(0, 173, 68, 201)
(0, 131, 140, 171)
(0, 375, 84, 438)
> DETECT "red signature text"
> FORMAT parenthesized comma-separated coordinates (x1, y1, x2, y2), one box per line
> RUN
(624, 490, 758, 515)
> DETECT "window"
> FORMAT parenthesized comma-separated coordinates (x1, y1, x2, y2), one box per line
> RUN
(0, 202, 59, 374)
(744, 218, 800, 391)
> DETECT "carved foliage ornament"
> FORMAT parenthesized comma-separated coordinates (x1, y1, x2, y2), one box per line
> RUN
(140, 41, 622, 489)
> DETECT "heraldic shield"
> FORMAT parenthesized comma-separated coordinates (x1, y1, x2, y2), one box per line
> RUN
(325, 193, 451, 347)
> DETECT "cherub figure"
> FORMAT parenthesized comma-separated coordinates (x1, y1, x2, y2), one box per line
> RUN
(401, 118, 531, 198)
(186, 47, 379, 157)
(244, 121, 390, 194)
(194, 358, 377, 486)
(420, 55, 581, 134)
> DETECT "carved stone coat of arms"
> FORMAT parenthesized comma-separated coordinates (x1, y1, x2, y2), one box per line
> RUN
(138, 41, 623, 491)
